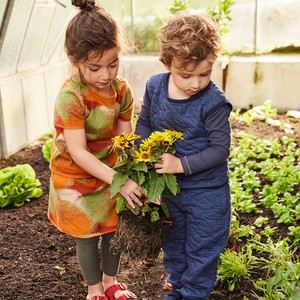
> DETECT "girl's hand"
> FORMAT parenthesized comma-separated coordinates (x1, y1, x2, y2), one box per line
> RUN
(120, 178, 143, 209)
(154, 153, 184, 174)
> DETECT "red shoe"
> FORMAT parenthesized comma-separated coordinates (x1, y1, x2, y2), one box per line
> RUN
(104, 282, 137, 300)
(86, 296, 108, 300)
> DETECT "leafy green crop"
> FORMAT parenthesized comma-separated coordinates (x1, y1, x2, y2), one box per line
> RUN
(42, 139, 53, 163)
(218, 245, 259, 291)
(0, 164, 43, 208)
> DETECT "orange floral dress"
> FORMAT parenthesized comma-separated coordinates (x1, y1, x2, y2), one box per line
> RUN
(48, 74, 134, 238)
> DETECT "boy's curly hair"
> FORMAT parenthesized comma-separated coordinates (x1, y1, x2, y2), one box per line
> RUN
(160, 13, 221, 69)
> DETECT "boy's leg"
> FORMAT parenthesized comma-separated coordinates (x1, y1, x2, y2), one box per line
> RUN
(180, 185, 231, 300)
(162, 196, 187, 292)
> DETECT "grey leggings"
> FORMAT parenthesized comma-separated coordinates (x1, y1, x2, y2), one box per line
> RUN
(75, 232, 120, 285)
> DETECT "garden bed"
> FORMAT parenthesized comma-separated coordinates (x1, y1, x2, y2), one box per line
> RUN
(0, 111, 299, 300)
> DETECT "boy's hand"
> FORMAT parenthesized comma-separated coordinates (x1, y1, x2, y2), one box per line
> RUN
(154, 153, 184, 174)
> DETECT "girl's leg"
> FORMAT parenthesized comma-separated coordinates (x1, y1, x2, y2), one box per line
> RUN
(101, 232, 136, 299)
(100, 232, 121, 277)
(75, 236, 104, 297)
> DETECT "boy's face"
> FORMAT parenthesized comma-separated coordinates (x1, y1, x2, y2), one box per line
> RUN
(165, 57, 214, 99)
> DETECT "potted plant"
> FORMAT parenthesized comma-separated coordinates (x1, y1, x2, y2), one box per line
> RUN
(110, 129, 183, 260)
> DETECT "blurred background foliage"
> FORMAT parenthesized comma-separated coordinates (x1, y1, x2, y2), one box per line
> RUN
(99, 0, 234, 53)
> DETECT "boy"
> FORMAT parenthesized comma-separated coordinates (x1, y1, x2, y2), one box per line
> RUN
(135, 13, 232, 300)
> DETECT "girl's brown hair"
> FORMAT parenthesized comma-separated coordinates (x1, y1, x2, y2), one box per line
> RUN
(65, 0, 121, 62)
(160, 13, 221, 69)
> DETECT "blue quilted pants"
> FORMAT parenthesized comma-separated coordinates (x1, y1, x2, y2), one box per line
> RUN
(162, 184, 231, 300)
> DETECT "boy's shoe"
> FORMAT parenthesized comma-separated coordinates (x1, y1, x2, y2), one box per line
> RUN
(165, 279, 173, 291)
(164, 289, 183, 300)
(86, 296, 108, 300)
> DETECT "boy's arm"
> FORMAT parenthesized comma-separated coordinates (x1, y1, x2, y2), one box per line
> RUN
(135, 89, 153, 145)
(180, 105, 232, 175)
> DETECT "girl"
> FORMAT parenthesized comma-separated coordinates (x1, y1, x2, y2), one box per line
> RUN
(48, 1, 141, 299)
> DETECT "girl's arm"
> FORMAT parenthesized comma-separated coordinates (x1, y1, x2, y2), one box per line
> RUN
(117, 119, 133, 135)
(64, 128, 142, 208)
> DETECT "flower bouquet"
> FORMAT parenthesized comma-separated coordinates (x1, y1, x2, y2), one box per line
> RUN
(110, 129, 183, 260)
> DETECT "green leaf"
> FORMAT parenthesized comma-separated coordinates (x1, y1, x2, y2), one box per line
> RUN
(151, 210, 160, 222)
(42, 139, 53, 163)
(267, 269, 283, 293)
(0, 164, 42, 208)
(110, 173, 129, 197)
(137, 172, 145, 186)
(140, 186, 148, 197)
(116, 194, 126, 213)
(142, 204, 151, 213)
(163, 174, 179, 195)
(161, 201, 170, 218)
(147, 175, 165, 202)
(113, 159, 128, 169)
(132, 162, 148, 172)
(291, 290, 300, 300)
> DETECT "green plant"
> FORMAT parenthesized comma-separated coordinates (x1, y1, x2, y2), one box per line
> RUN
(288, 226, 300, 247)
(254, 216, 269, 228)
(218, 245, 258, 291)
(206, 0, 235, 36)
(42, 138, 53, 163)
(251, 238, 295, 267)
(133, 17, 164, 53)
(0, 164, 43, 208)
(132, 0, 235, 53)
(110, 130, 183, 222)
(169, 0, 190, 14)
(254, 259, 300, 300)
(261, 226, 277, 238)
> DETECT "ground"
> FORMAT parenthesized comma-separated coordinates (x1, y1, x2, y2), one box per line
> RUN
(0, 114, 299, 300)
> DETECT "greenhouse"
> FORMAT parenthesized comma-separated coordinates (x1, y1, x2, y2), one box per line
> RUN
(1, 0, 300, 157)
(0, 1, 299, 300)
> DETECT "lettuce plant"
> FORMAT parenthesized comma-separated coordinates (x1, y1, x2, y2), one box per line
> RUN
(42, 139, 53, 163)
(0, 164, 43, 208)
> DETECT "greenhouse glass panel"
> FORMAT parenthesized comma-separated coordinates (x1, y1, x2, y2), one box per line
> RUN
(41, 1, 74, 64)
(0, 0, 8, 26)
(17, 1, 56, 71)
(0, 0, 34, 77)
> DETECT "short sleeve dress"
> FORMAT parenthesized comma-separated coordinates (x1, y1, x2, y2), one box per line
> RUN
(48, 74, 134, 238)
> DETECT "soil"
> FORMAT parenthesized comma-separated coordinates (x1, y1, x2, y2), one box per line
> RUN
(0, 114, 300, 300)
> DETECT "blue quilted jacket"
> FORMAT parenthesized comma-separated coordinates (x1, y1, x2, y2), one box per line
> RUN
(136, 72, 232, 189)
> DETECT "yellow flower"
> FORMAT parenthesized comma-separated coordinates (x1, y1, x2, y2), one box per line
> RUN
(134, 149, 151, 162)
(121, 132, 141, 141)
(161, 133, 174, 146)
(140, 138, 156, 151)
(114, 138, 130, 149)
(112, 132, 141, 149)
(164, 129, 184, 141)
(149, 131, 167, 143)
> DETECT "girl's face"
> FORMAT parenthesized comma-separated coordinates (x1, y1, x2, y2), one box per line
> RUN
(165, 57, 214, 99)
(76, 47, 120, 95)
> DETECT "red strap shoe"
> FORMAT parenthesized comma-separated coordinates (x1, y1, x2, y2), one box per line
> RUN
(104, 282, 137, 300)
